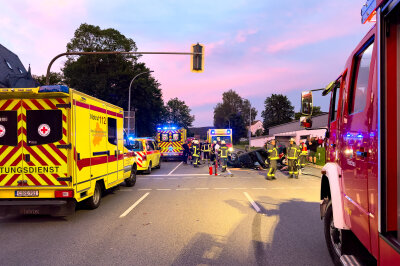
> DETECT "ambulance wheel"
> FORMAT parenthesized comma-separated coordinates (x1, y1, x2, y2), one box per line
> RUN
(155, 159, 161, 169)
(146, 162, 152, 174)
(125, 166, 137, 187)
(324, 201, 342, 265)
(85, 183, 102, 209)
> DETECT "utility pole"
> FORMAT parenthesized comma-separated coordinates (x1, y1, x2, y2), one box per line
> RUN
(248, 104, 252, 147)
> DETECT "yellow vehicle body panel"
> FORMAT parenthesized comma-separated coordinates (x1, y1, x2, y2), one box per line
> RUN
(133, 138, 161, 171)
(156, 128, 186, 158)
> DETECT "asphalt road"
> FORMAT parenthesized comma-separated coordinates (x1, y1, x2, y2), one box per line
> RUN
(0, 160, 333, 266)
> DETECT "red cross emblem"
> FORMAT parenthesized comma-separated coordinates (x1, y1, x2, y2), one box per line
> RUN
(38, 124, 51, 137)
(0, 125, 5, 138)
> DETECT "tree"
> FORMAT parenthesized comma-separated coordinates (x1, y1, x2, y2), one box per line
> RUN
(261, 94, 294, 134)
(294, 106, 323, 120)
(62, 23, 164, 136)
(255, 129, 263, 137)
(213, 90, 257, 143)
(164, 97, 195, 129)
(33, 72, 64, 85)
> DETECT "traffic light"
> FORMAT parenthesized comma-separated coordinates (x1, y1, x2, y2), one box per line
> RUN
(191, 43, 204, 73)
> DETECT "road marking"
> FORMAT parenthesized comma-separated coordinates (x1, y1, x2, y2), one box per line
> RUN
(214, 188, 229, 190)
(270, 187, 284, 190)
(195, 188, 209, 190)
(119, 189, 133, 191)
(119, 192, 150, 218)
(168, 162, 183, 175)
(154, 177, 164, 180)
(156, 188, 171, 191)
(138, 189, 152, 191)
(252, 188, 266, 190)
(151, 174, 210, 177)
(233, 188, 247, 190)
(176, 188, 190, 190)
(183, 177, 193, 179)
(243, 192, 261, 213)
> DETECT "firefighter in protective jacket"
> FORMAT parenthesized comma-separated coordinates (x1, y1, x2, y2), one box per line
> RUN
(202, 140, 211, 164)
(266, 139, 279, 180)
(192, 140, 201, 167)
(287, 138, 299, 179)
(219, 140, 229, 172)
(298, 140, 307, 170)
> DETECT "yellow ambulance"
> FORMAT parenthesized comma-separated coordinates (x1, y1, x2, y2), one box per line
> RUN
(156, 126, 187, 160)
(0, 85, 137, 216)
(130, 138, 161, 174)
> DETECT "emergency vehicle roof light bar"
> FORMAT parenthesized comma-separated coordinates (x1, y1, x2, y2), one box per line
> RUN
(38, 85, 69, 93)
(45, 50, 203, 85)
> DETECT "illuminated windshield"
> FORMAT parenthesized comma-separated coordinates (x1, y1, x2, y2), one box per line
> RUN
(212, 136, 231, 144)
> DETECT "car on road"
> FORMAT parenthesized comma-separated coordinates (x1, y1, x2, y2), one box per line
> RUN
(130, 138, 161, 174)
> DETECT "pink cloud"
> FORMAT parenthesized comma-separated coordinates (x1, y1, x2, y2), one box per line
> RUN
(235, 29, 258, 43)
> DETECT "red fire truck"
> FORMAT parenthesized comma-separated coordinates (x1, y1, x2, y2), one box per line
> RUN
(301, 0, 400, 264)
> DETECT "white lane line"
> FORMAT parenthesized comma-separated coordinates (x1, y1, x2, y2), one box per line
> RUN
(183, 177, 193, 179)
(119, 192, 150, 218)
(168, 162, 183, 175)
(243, 192, 261, 213)
(176, 188, 190, 190)
(214, 188, 229, 190)
(156, 188, 171, 191)
(270, 187, 284, 190)
(138, 189, 152, 191)
(154, 178, 164, 180)
(195, 188, 209, 190)
(150, 174, 210, 177)
(233, 188, 247, 190)
(252, 188, 266, 190)
(119, 189, 133, 191)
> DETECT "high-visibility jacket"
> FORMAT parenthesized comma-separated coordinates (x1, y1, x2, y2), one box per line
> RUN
(287, 144, 299, 159)
(192, 144, 200, 157)
(202, 143, 211, 152)
(299, 143, 308, 155)
(267, 144, 279, 160)
(220, 145, 229, 158)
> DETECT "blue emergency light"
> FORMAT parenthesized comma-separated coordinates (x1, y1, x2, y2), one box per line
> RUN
(172, 127, 176, 130)
(211, 130, 215, 135)
(38, 85, 69, 93)
(227, 129, 231, 134)
(157, 127, 161, 130)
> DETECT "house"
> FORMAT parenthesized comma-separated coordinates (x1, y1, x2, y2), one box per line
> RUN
(250, 113, 329, 147)
(248, 120, 264, 136)
(0, 44, 38, 88)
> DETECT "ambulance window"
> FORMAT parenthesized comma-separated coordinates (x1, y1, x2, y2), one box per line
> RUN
(349, 40, 374, 114)
(0, 111, 18, 147)
(161, 133, 168, 142)
(147, 141, 154, 151)
(108, 118, 117, 145)
(26, 110, 62, 146)
(172, 133, 180, 141)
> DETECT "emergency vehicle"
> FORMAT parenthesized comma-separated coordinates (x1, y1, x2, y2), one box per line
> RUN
(130, 137, 161, 174)
(156, 126, 186, 159)
(301, 1, 400, 264)
(0, 85, 137, 216)
(207, 129, 233, 152)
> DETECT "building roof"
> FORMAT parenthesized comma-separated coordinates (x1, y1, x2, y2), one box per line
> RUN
(251, 120, 262, 126)
(0, 44, 38, 88)
(268, 113, 328, 135)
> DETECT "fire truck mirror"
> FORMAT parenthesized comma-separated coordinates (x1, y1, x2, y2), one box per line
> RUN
(301, 91, 313, 116)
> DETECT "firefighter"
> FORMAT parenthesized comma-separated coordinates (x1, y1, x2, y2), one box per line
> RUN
(287, 138, 299, 179)
(192, 140, 201, 167)
(219, 140, 229, 172)
(298, 140, 308, 170)
(265, 139, 279, 180)
(202, 140, 211, 164)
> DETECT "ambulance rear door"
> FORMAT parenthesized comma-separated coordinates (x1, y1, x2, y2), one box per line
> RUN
(22, 97, 70, 188)
(0, 99, 24, 188)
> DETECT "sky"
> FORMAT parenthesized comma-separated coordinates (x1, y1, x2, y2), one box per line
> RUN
(0, 0, 372, 127)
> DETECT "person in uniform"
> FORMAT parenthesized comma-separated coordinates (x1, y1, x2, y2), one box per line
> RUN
(298, 140, 308, 171)
(182, 140, 190, 164)
(219, 140, 229, 172)
(287, 138, 299, 179)
(266, 139, 279, 180)
(192, 140, 201, 167)
(202, 140, 211, 164)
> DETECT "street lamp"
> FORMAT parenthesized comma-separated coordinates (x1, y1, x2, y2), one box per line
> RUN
(127, 70, 154, 135)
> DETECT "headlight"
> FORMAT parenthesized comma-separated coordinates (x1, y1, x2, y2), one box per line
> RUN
(228, 147, 233, 152)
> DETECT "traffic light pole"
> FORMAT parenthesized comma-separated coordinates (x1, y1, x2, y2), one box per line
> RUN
(45, 51, 202, 85)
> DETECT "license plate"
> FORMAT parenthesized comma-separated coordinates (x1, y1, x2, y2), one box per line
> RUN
(15, 190, 39, 197)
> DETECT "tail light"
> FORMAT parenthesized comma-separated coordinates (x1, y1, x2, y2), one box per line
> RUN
(142, 154, 147, 160)
(55, 190, 74, 198)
